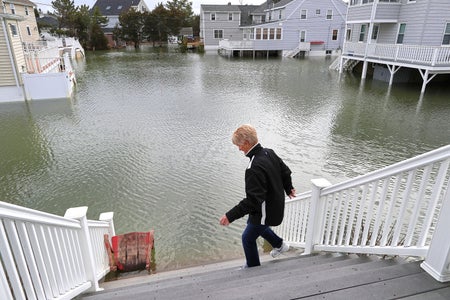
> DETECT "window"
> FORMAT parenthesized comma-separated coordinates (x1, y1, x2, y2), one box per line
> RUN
(263, 28, 268, 39)
(211, 13, 216, 21)
(346, 28, 352, 41)
(359, 24, 366, 42)
(279, 10, 282, 20)
(300, 30, 306, 42)
(371, 25, 379, 40)
(117, 5, 122, 9)
(9, 24, 18, 36)
(276, 28, 282, 39)
(326, 10, 332, 20)
(300, 9, 307, 20)
(10, 4, 15, 14)
(26, 26, 31, 36)
(106, 5, 111, 10)
(442, 23, 450, 45)
(316, 9, 320, 15)
(332, 29, 338, 41)
(397, 23, 406, 44)
(228, 13, 233, 21)
(213, 29, 223, 39)
(269, 28, 275, 39)
(255, 28, 261, 39)
(25, 6, 29, 15)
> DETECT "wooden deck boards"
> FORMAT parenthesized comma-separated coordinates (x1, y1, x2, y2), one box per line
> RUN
(78, 253, 450, 300)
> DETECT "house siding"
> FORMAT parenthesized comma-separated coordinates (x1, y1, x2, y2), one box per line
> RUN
(0, 20, 16, 86)
(201, 8, 243, 48)
(346, 0, 450, 46)
(203, 0, 347, 54)
(3, 0, 39, 44)
(0, 18, 24, 86)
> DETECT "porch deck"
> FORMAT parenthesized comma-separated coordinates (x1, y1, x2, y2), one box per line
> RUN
(79, 251, 450, 300)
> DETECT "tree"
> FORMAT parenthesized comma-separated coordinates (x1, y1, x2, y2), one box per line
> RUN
(89, 7, 109, 50)
(165, 0, 193, 36)
(118, 9, 144, 48)
(52, 0, 77, 36)
(143, 4, 170, 46)
(73, 5, 91, 48)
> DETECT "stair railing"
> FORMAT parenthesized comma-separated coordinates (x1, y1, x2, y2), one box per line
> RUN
(275, 145, 450, 281)
(0, 203, 114, 299)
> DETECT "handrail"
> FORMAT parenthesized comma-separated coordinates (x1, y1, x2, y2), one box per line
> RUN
(0, 203, 114, 299)
(275, 144, 450, 281)
(342, 42, 450, 67)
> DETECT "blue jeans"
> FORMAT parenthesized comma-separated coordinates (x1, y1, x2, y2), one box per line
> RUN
(242, 221, 283, 267)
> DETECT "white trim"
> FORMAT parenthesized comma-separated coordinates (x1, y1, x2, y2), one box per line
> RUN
(261, 201, 266, 224)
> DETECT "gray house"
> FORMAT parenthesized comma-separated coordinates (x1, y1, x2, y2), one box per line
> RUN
(92, 0, 149, 47)
(200, 0, 348, 57)
(337, 0, 450, 93)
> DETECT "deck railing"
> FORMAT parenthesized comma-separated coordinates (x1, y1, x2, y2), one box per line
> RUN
(0, 204, 114, 300)
(219, 39, 254, 50)
(343, 42, 450, 67)
(275, 144, 450, 282)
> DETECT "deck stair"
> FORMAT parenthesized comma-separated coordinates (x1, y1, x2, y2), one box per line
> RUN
(78, 252, 450, 300)
(329, 55, 360, 71)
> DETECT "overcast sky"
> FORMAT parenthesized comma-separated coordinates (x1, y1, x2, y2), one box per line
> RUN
(34, 0, 264, 15)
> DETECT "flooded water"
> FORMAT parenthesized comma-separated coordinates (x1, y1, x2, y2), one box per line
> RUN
(1, 47, 449, 272)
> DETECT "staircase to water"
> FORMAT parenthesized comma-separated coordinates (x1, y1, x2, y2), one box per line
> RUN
(79, 252, 450, 300)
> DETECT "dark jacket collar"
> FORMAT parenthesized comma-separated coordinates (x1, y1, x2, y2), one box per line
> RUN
(246, 143, 262, 158)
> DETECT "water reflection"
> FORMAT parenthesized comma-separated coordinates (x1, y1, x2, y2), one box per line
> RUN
(1, 49, 449, 272)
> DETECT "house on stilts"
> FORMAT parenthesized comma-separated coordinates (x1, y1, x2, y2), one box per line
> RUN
(332, 0, 450, 94)
(200, 0, 348, 58)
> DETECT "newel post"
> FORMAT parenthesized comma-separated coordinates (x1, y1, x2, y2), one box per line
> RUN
(304, 178, 331, 255)
(421, 187, 450, 282)
(99, 212, 115, 239)
(64, 207, 103, 292)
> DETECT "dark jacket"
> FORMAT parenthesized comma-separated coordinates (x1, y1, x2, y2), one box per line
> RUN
(226, 143, 294, 226)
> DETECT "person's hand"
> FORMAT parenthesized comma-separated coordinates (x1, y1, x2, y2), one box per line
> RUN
(288, 188, 297, 199)
(219, 215, 230, 226)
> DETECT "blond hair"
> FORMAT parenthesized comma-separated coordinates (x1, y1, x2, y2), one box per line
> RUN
(232, 124, 258, 146)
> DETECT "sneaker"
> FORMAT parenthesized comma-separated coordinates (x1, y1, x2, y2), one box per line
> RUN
(270, 242, 289, 258)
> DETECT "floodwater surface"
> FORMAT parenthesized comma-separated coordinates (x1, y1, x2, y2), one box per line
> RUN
(1, 47, 449, 272)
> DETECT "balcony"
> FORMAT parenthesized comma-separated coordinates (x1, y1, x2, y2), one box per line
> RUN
(343, 42, 450, 68)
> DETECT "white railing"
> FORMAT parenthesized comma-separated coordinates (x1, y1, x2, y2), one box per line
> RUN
(23, 45, 62, 74)
(219, 39, 254, 50)
(0, 203, 114, 300)
(275, 145, 450, 281)
(343, 42, 450, 66)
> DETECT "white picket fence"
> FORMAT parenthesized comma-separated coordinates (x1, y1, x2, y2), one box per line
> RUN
(275, 144, 450, 282)
(0, 204, 114, 300)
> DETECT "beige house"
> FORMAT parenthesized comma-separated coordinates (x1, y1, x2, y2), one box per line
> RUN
(2, 0, 39, 43)
(0, 11, 26, 101)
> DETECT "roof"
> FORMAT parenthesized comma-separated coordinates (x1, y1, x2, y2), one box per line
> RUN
(92, 0, 142, 15)
(201, 4, 241, 12)
(253, 0, 294, 13)
(3, 0, 36, 7)
(37, 15, 58, 27)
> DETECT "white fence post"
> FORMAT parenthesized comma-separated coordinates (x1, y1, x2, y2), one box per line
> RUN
(99, 212, 115, 238)
(304, 178, 332, 255)
(421, 186, 450, 282)
(64, 207, 103, 292)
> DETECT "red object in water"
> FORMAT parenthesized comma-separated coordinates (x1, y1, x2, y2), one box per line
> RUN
(104, 231, 154, 272)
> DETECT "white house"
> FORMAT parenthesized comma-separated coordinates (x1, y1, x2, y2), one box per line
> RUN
(200, 0, 348, 57)
(337, 0, 450, 93)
